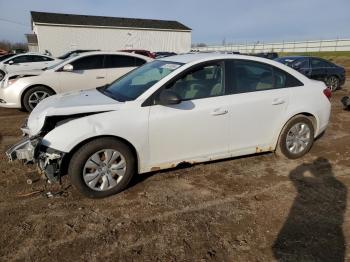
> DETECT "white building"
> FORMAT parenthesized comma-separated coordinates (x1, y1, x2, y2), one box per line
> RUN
(26, 11, 192, 56)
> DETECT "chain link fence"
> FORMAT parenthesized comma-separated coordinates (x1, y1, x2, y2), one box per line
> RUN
(194, 39, 350, 53)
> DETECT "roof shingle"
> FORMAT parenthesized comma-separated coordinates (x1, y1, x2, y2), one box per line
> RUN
(31, 11, 191, 31)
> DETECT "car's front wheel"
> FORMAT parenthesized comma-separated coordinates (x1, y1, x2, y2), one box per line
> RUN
(68, 138, 136, 198)
(326, 76, 339, 92)
(276, 116, 315, 159)
(22, 86, 55, 111)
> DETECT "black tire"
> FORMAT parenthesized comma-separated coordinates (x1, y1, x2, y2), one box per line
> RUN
(68, 138, 136, 198)
(22, 86, 55, 112)
(325, 76, 339, 92)
(276, 116, 315, 159)
(0, 70, 5, 81)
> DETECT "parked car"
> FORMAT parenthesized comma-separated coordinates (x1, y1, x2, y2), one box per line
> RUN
(58, 49, 100, 60)
(0, 51, 151, 111)
(6, 53, 331, 198)
(120, 49, 156, 59)
(253, 52, 279, 60)
(0, 53, 60, 81)
(154, 52, 177, 58)
(0, 53, 16, 62)
(275, 56, 346, 91)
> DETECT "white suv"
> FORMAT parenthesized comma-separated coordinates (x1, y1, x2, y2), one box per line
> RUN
(7, 54, 331, 198)
(0, 53, 60, 81)
(0, 51, 151, 111)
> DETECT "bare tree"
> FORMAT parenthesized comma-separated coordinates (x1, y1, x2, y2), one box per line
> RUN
(0, 40, 28, 52)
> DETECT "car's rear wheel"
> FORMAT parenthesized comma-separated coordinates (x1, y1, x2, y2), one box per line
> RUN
(326, 76, 339, 92)
(0, 70, 5, 81)
(276, 116, 315, 159)
(68, 138, 136, 198)
(23, 86, 55, 112)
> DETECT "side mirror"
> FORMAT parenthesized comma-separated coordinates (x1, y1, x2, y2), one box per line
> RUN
(158, 90, 181, 105)
(62, 64, 73, 72)
(8, 60, 14, 65)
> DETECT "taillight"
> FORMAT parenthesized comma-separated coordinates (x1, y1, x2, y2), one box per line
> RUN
(323, 88, 332, 100)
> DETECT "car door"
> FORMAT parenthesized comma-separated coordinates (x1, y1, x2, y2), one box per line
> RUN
(148, 61, 231, 167)
(32, 55, 56, 69)
(293, 58, 311, 78)
(310, 58, 328, 81)
(57, 55, 106, 92)
(104, 55, 147, 84)
(4, 55, 33, 72)
(225, 60, 295, 153)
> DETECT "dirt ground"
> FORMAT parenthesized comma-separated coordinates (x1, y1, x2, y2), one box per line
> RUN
(1, 80, 350, 261)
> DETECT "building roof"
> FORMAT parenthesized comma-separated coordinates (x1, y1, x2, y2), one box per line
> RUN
(31, 11, 191, 31)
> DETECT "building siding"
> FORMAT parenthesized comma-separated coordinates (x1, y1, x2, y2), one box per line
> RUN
(35, 24, 191, 56)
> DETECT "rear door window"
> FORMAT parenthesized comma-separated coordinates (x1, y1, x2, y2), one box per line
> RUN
(227, 60, 303, 93)
(104, 55, 146, 68)
(135, 57, 147, 66)
(311, 58, 330, 69)
(11, 55, 31, 63)
(234, 60, 274, 92)
(71, 55, 104, 70)
(31, 55, 53, 62)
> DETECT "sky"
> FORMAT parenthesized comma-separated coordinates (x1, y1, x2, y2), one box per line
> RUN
(0, 0, 350, 45)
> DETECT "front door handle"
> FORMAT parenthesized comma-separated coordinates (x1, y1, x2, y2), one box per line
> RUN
(272, 98, 285, 105)
(96, 76, 105, 79)
(211, 108, 228, 116)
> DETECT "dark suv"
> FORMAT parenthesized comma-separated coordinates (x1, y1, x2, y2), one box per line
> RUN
(275, 56, 346, 91)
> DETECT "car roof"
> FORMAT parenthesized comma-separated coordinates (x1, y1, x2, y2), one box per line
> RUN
(158, 53, 272, 64)
(67, 51, 153, 61)
(11, 52, 52, 57)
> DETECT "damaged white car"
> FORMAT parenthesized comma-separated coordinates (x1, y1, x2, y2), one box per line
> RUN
(6, 54, 331, 198)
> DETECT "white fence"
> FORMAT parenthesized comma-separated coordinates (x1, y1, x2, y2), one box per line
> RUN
(194, 38, 350, 53)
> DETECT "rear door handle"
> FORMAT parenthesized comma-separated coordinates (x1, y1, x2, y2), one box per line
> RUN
(96, 76, 105, 79)
(211, 108, 228, 116)
(272, 98, 285, 105)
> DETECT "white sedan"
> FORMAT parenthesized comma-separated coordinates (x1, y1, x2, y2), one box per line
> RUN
(0, 53, 60, 81)
(0, 51, 151, 111)
(6, 53, 331, 198)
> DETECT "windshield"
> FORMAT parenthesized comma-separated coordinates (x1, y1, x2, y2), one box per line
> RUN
(58, 51, 76, 60)
(100, 60, 183, 102)
(44, 59, 68, 71)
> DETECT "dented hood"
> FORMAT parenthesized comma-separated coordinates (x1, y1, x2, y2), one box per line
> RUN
(27, 89, 122, 136)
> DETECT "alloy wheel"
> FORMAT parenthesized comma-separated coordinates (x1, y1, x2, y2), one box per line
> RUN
(326, 76, 339, 92)
(28, 91, 50, 109)
(286, 122, 311, 155)
(83, 149, 127, 191)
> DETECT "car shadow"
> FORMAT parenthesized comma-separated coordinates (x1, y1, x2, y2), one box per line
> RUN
(272, 157, 347, 261)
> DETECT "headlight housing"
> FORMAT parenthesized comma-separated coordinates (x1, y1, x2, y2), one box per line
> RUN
(7, 78, 18, 87)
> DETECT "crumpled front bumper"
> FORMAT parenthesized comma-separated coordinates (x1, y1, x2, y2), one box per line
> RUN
(6, 136, 40, 162)
(6, 136, 65, 182)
